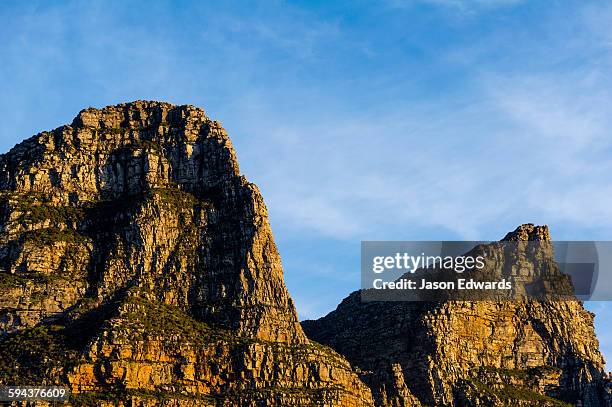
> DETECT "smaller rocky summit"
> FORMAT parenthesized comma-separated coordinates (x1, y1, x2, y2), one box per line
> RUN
(0, 101, 373, 406)
(303, 224, 608, 406)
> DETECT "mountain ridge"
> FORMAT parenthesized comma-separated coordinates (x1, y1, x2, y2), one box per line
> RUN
(0, 101, 609, 406)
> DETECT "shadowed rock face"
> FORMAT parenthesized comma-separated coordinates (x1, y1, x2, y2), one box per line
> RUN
(302, 225, 608, 407)
(0, 101, 373, 406)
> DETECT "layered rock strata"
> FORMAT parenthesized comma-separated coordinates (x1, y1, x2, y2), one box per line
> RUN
(303, 225, 608, 406)
(0, 101, 373, 406)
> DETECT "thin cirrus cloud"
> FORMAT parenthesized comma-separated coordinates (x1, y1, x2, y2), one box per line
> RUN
(235, 61, 612, 242)
(386, 0, 525, 11)
(262, 2, 612, 243)
(1, 0, 612, 361)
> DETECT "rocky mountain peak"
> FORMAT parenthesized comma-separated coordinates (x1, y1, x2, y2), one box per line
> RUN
(503, 223, 551, 241)
(303, 224, 607, 406)
(1, 101, 240, 206)
(0, 102, 374, 405)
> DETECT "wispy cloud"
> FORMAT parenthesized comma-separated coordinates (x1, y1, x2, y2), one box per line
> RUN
(485, 72, 612, 232)
(387, 0, 524, 12)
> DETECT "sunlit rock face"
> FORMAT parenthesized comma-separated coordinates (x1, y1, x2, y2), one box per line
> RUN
(0, 101, 374, 406)
(303, 225, 608, 407)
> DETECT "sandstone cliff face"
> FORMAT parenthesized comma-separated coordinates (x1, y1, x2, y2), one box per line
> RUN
(0, 101, 373, 406)
(303, 225, 608, 407)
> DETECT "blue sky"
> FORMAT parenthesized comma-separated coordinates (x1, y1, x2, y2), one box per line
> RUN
(2, 0, 612, 368)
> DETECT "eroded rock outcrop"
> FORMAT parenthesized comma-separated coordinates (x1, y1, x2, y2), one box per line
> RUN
(303, 225, 608, 406)
(0, 101, 373, 406)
